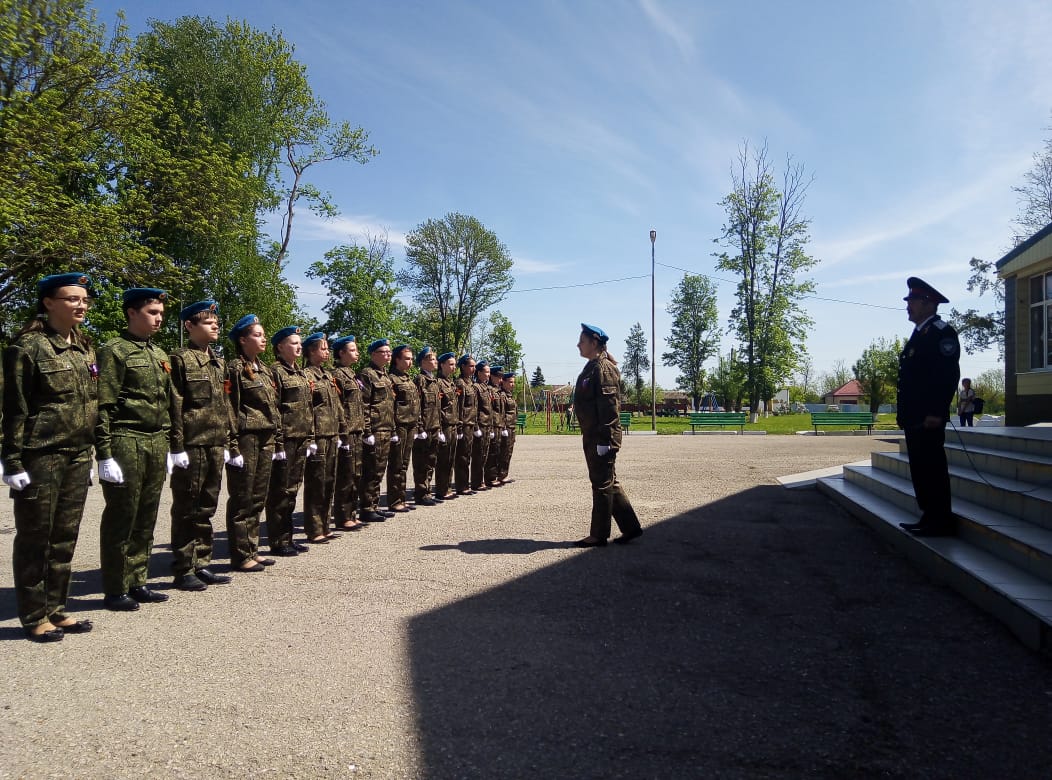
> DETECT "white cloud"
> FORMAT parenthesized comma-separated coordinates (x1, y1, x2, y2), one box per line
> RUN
(513, 255, 562, 274)
(638, 0, 695, 59)
(294, 213, 409, 248)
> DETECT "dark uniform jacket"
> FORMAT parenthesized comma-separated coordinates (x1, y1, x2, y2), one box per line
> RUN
(225, 357, 283, 456)
(488, 382, 504, 429)
(502, 388, 518, 428)
(475, 380, 494, 429)
(2, 327, 98, 474)
(358, 363, 395, 437)
(333, 366, 365, 434)
(456, 376, 477, 430)
(391, 369, 421, 427)
(437, 375, 459, 432)
(574, 352, 623, 451)
(306, 364, 345, 439)
(169, 344, 235, 451)
(270, 359, 315, 442)
(416, 372, 441, 434)
(95, 330, 173, 460)
(896, 315, 960, 428)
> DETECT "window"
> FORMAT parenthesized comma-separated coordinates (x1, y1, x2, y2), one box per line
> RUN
(1030, 271, 1052, 369)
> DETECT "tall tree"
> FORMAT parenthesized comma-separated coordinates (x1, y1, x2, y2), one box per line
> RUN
(1011, 120, 1052, 244)
(399, 212, 514, 354)
(622, 322, 650, 406)
(852, 338, 902, 414)
(820, 359, 853, 395)
(530, 366, 546, 388)
(708, 351, 746, 412)
(662, 273, 720, 409)
(477, 310, 522, 374)
(948, 256, 1005, 359)
(971, 367, 1005, 414)
(714, 141, 817, 416)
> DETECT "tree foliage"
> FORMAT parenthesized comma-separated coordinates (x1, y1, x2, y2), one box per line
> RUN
(852, 337, 901, 413)
(971, 367, 1005, 414)
(475, 310, 522, 374)
(708, 351, 746, 412)
(948, 256, 1005, 359)
(622, 322, 650, 406)
(399, 213, 514, 355)
(1011, 121, 1052, 245)
(714, 141, 817, 412)
(530, 366, 546, 387)
(662, 274, 720, 409)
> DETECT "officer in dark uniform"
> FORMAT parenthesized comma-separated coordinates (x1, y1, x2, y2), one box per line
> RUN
(332, 335, 366, 531)
(387, 344, 420, 511)
(3, 272, 98, 640)
(412, 346, 441, 506)
(96, 287, 174, 611)
(573, 323, 642, 547)
(359, 339, 395, 522)
(434, 352, 460, 500)
(896, 278, 961, 537)
(302, 332, 344, 543)
(168, 300, 235, 591)
(454, 354, 479, 495)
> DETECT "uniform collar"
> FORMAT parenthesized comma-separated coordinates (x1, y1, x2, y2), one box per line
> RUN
(913, 313, 938, 333)
(121, 328, 152, 345)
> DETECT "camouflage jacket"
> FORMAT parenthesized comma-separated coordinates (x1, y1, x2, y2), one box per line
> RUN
(455, 376, 478, 428)
(574, 352, 622, 450)
(333, 365, 365, 433)
(270, 359, 315, 441)
(226, 357, 282, 456)
(95, 330, 173, 459)
(415, 371, 441, 433)
(390, 369, 421, 428)
(306, 364, 345, 438)
(358, 363, 394, 436)
(436, 375, 459, 430)
(474, 380, 494, 428)
(501, 388, 518, 428)
(169, 344, 235, 451)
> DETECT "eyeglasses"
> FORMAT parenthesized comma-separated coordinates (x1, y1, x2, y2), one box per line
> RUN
(55, 296, 94, 308)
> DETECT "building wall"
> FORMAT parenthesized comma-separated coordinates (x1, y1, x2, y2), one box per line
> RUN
(1005, 267, 1052, 425)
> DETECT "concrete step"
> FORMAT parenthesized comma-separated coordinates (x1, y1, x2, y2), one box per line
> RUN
(872, 451, 1052, 531)
(843, 464, 1052, 584)
(817, 475, 1052, 651)
(943, 441, 1052, 484)
(950, 425, 1052, 457)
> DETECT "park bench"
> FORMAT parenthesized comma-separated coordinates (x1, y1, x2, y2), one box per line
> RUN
(688, 412, 747, 433)
(517, 412, 527, 433)
(810, 412, 876, 434)
(619, 411, 632, 432)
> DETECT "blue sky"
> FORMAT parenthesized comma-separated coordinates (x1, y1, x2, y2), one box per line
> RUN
(93, 0, 1051, 388)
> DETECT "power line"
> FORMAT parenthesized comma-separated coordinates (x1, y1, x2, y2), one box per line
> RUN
(508, 274, 651, 293)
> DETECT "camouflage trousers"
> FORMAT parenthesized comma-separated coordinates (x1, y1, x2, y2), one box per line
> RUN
(434, 424, 456, 497)
(100, 432, 168, 596)
(453, 431, 473, 492)
(333, 432, 362, 524)
(498, 428, 516, 481)
(303, 435, 338, 538)
(386, 424, 417, 506)
(583, 440, 640, 541)
(412, 428, 440, 498)
(266, 436, 307, 549)
(360, 431, 392, 512)
(485, 426, 502, 485)
(470, 431, 492, 489)
(169, 445, 224, 576)
(11, 448, 91, 628)
(225, 432, 274, 566)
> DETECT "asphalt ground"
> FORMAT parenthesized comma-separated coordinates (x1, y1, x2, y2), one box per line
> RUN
(1, 434, 1051, 779)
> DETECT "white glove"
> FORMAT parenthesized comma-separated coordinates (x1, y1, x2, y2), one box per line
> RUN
(3, 472, 31, 491)
(364, 435, 376, 447)
(473, 428, 482, 438)
(224, 449, 231, 464)
(0, 460, 4, 477)
(456, 432, 464, 440)
(89, 467, 95, 485)
(596, 444, 611, 456)
(272, 451, 287, 462)
(98, 458, 124, 484)
(339, 439, 350, 451)
(501, 429, 509, 438)
(488, 431, 495, 439)
(438, 431, 446, 443)
(306, 442, 318, 457)
(418, 431, 428, 440)
(171, 451, 190, 470)
(229, 454, 245, 468)
(391, 434, 400, 443)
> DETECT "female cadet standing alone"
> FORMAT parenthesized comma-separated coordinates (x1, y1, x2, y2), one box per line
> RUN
(332, 335, 366, 532)
(302, 332, 344, 543)
(572, 323, 642, 548)
(2, 273, 98, 641)
(225, 315, 284, 570)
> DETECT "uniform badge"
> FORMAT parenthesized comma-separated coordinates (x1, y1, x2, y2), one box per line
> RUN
(939, 338, 957, 357)
(160, 360, 171, 374)
(224, 379, 232, 395)
(88, 362, 99, 379)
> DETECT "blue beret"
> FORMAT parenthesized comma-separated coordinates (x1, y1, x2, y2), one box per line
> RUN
(123, 287, 167, 306)
(438, 351, 455, 363)
(367, 338, 389, 353)
(180, 300, 218, 321)
(904, 277, 949, 304)
(392, 344, 411, 358)
(476, 360, 489, 370)
(416, 346, 433, 365)
(270, 325, 302, 346)
(581, 322, 608, 343)
(38, 272, 93, 298)
(302, 331, 327, 348)
(229, 314, 259, 341)
(491, 365, 504, 375)
(331, 335, 356, 352)
(457, 353, 474, 367)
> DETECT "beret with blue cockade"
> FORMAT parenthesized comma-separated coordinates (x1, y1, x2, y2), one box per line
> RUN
(38, 272, 93, 298)
(438, 351, 455, 363)
(229, 314, 259, 341)
(270, 325, 301, 346)
(367, 338, 389, 353)
(180, 300, 218, 321)
(123, 287, 167, 306)
(302, 331, 327, 349)
(581, 322, 608, 343)
(415, 346, 433, 365)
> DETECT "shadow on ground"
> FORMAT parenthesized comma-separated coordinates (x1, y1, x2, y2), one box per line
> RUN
(409, 485, 1052, 779)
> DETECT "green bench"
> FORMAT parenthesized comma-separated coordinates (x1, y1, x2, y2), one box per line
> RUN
(810, 412, 876, 434)
(619, 411, 632, 432)
(516, 412, 527, 433)
(688, 412, 747, 433)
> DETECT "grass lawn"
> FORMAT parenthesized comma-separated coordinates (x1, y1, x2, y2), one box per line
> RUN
(516, 411, 899, 436)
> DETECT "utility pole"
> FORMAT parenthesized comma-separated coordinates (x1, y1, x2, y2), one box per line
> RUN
(650, 229, 657, 432)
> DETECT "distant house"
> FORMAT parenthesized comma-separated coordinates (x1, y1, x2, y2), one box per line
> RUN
(997, 221, 1052, 425)
(823, 379, 865, 407)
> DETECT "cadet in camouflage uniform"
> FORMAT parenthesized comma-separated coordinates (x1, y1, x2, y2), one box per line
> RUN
(411, 346, 441, 506)
(386, 344, 420, 512)
(96, 287, 174, 611)
(167, 301, 235, 591)
(266, 326, 315, 554)
(454, 354, 479, 495)
(302, 332, 344, 543)
(359, 339, 395, 522)
(332, 335, 366, 531)
(498, 371, 518, 483)
(225, 315, 284, 570)
(471, 361, 494, 491)
(433, 352, 460, 501)
(572, 323, 642, 548)
(484, 365, 505, 487)
(2, 273, 98, 641)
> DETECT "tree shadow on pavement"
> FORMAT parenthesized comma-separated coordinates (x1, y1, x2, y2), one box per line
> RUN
(421, 540, 572, 555)
(408, 484, 1052, 779)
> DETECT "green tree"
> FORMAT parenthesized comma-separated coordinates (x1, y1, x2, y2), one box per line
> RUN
(970, 368, 1005, 414)
(622, 322, 650, 406)
(948, 257, 1005, 359)
(715, 141, 817, 416)
(1011, 119, 1052, 245)
(530, 366, 546, 388)
(662, 273, 720, 409)
(709, 351, 746, 411)
(476, 310, 522, 374)
(820, 360, 852, 397)
(399, 212, 514, 354)
(852, 338, 902, 413)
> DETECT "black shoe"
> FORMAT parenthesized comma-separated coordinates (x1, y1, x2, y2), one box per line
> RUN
(416, 497, 437, 506)
(174, 573, 207, 591)
(25, 626, 64, 643)
(272, 545, 300, 557)
(909, 524, 954, 538)
(898, 521, 924, 531)
(237, 561, 266, 573)
(255, 557, 276, 566)
(104, 593, 141, 612)
(572, 537, 608, 548)
(196, 568, 232, 585)
(381, 510, 397, 518)
(292, 542, 310, 552)
(325, 532, 342, 540)
(307, 537, 330, 545)
(360, 510, 386, 523)
(612, 528, 643, 545)
(54, 618, 93, 634)
(129, 585, 170, 603)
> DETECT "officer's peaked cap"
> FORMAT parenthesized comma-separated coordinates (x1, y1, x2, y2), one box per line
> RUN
(903, 277, 949, 304)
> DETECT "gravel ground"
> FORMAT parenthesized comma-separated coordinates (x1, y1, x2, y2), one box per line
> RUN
(1, 434, 1050, 779)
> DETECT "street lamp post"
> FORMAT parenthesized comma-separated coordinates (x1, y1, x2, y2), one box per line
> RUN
(650, 229, 657, 432)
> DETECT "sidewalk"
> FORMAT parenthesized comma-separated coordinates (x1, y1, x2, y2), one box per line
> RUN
(1, 435, 1050, 778)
